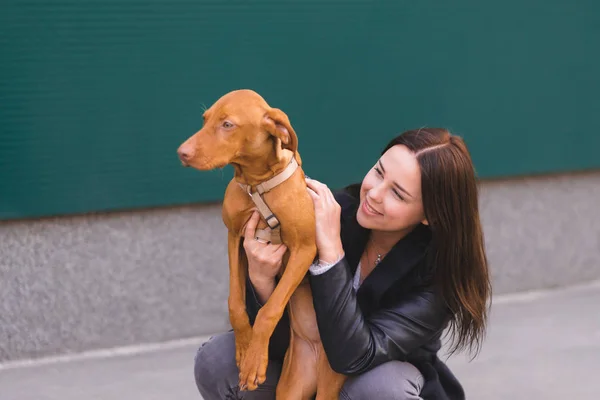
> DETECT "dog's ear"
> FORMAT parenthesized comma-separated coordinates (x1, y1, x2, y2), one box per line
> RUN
(262, 108, 298, 154)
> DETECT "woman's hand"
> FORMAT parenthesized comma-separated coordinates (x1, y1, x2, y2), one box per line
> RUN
(243, 211, 287, 295)
(305, 178, 345, 264)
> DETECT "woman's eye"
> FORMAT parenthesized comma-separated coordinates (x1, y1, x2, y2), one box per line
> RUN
(393, 190, 405, 201)
(222, 121, 234, 128)
(374, 167, 383, 176)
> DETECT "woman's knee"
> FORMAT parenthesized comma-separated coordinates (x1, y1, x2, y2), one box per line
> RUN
(340, 361, 424, 400)
(194, 332, 239, 396)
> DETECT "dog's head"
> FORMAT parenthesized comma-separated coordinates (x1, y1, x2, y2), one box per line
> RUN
(177, 89, 298, 171)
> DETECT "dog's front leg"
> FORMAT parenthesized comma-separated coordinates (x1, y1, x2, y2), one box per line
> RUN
(227, 232, 253, 369)
(238, 245, 317, 391)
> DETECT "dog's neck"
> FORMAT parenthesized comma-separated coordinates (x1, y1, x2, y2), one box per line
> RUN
(232, 149, 297, 187)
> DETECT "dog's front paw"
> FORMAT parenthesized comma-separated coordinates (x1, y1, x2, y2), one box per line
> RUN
(234, 329, 252, 369)
(238, 338, 269, 391)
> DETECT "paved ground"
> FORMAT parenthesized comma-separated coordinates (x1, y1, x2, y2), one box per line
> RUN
(1, 280, 599, 400)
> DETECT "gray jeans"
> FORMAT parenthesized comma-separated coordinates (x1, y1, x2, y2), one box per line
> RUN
(194, 332, 424, 400)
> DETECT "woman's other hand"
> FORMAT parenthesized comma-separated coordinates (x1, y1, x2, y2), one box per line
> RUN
(305, 178, 345, 264)
(243, 210, 287, 302)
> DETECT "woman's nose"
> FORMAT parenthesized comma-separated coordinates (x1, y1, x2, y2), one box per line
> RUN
(368, 185, 384, 203)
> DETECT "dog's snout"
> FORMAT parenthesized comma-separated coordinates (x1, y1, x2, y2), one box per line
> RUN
(177, 145, 194, 164)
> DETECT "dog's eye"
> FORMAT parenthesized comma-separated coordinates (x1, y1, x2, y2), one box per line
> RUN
(222, 121, 234, 129)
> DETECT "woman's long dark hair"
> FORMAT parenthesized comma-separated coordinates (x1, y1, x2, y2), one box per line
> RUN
(382, 128, 492, 357)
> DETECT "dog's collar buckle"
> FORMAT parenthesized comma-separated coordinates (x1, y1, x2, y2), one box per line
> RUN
(264, 214, 280, 229)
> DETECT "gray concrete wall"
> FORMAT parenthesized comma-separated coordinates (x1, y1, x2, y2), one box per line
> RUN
(1, 171, 599, 362)
(0, 205, 231, 362)
(480, 170, 600, 293)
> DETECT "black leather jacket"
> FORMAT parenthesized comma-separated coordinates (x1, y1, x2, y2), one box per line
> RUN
(246, 185, 465, 399)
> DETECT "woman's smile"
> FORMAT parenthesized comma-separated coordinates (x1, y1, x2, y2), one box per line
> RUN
(361, 198, 383, 216)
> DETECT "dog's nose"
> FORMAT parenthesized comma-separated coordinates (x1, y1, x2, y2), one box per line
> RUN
(177, 145, 193, 164)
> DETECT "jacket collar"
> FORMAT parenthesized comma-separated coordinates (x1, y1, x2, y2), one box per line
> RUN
(336, 187, 432, 310)
(357, 224, 431, 310)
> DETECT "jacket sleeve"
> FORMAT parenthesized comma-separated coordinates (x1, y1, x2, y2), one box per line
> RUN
(245, 276, 291, 361)
(308, 258, 450, 376)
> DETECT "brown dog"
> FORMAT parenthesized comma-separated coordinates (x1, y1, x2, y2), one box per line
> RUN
(177, 90, 346, 399)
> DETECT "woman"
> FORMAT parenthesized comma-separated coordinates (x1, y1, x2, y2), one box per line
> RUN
(195, 128, 492, 399)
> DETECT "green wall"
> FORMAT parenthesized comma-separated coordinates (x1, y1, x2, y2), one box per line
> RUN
(1, 1, 599, 220)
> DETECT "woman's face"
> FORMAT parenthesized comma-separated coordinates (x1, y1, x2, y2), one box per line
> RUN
(357, 144, 428, 231)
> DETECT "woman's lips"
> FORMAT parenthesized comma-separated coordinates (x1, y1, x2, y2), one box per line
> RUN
(362, 199, 382, 216)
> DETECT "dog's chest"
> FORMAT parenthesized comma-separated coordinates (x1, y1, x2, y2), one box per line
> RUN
(221, 190, 259, 234)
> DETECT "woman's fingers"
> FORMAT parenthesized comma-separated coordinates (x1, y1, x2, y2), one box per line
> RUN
(306, 178, 331, 197)
(243, 211, 263, 252)
(323, 186, 337, 205)
(306, 185, 322, 209)
(306, 178, 337, 208)
(305, 178, 325, 194)
(306, 179, 326, 202)
(244, 210, 260, 238)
